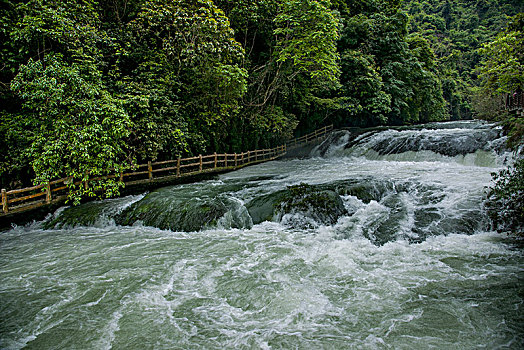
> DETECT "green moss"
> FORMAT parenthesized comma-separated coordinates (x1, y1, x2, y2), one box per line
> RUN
(277, 183, 347, 226)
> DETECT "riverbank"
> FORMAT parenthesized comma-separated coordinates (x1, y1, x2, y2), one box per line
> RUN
(1, 126, 334, 229)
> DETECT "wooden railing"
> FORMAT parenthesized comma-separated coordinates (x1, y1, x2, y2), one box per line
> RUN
(286, 124, 333, 149)
(503, 92, 524, 113)
(0, 146, 286, 216)
(1, 125, 333, 216)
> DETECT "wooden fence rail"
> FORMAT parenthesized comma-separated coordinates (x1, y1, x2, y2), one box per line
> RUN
(1, 125, 333, 217)
(502, 92, 524, 113)
(286, 125, 333, 149)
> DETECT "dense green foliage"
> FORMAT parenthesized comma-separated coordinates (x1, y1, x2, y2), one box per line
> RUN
(478, 14, 524, 95)
(476, 13, 524, 148)
(476, 13, 524, 239)
(1, 0, 251, 198)
(486, 159, 524, 236)
(403, 0, 523, 119)
(0, 0, 522, 202)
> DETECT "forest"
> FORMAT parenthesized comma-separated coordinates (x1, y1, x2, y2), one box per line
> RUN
(0, 0, 522, 200)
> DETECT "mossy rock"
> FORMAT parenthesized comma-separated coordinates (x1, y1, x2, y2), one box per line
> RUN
(43, 197, 132, 229)
(246, 191, 285, 224)
(324, 178, 396, 203)
(43, 201, 106, 229)
(116, 192, 231, 232)
(277, 183, 347, 226)
(246, 183, 348, 227)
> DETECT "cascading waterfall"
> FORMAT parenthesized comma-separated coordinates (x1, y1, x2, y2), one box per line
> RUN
(313, 120, 510, 166)
(1, 120, 522, 349)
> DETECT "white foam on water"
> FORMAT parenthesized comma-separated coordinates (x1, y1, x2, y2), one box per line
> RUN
(96, 310, 123, 350)
(1, 121, 522, 349)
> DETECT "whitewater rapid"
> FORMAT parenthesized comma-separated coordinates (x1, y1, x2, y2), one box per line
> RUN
(1, 120, 522, 349)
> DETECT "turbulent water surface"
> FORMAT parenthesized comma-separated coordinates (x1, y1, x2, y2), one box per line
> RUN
(1, 121, 523, 349)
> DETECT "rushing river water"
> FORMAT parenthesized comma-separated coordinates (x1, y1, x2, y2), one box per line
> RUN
(1, 121, 523, 349)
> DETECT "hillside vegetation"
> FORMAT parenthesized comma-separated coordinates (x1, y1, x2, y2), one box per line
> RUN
(0, 0, 522, 201)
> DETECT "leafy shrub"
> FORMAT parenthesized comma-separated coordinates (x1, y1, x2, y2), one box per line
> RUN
(486, 158, 524, 236)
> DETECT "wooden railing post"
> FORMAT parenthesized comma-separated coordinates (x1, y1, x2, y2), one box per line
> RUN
(120, 172, 124, 182)
(224, 154, 228, 167)
(241, 152, 245, 164)
(214, 152, 217, 168)
(176, 157, 181, 177)
(234, 153, 238, 167)
(199, 155, 203, 172)
(2, 189, 7, 213)
(46, 183, 52, 203)
(247, 151, 250, 163)
(148, 161, 153, 180)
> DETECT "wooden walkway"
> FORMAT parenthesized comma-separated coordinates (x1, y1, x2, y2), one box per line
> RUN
(1, 125, 333, 219)
(285, 125, 333, 149)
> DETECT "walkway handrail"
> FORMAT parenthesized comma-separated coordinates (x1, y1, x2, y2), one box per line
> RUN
(504, 92, 524, 112)
(286, 124, 333, 149)
(1, 125, 333, 216)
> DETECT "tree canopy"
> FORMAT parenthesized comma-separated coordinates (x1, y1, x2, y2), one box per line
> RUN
(0, 0, 522, 201)
(402, 0, 523, 119)
(478, 13, 523, 95)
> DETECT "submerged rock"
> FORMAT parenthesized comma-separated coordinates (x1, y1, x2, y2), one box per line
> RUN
(277, 183, 347, 226)
(329, 179, 397, 204)
(246, 191, 283, 225)
(44, 201, 108, 229)
(246, 183, 348, 228)
(43, 195, 142, 229)
(116, 187, 253, 232)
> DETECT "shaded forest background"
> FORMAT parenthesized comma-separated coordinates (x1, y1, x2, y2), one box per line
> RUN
(0, 0, 522, 199)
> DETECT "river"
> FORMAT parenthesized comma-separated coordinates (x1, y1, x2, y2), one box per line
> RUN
(1, 120, 522, 349)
